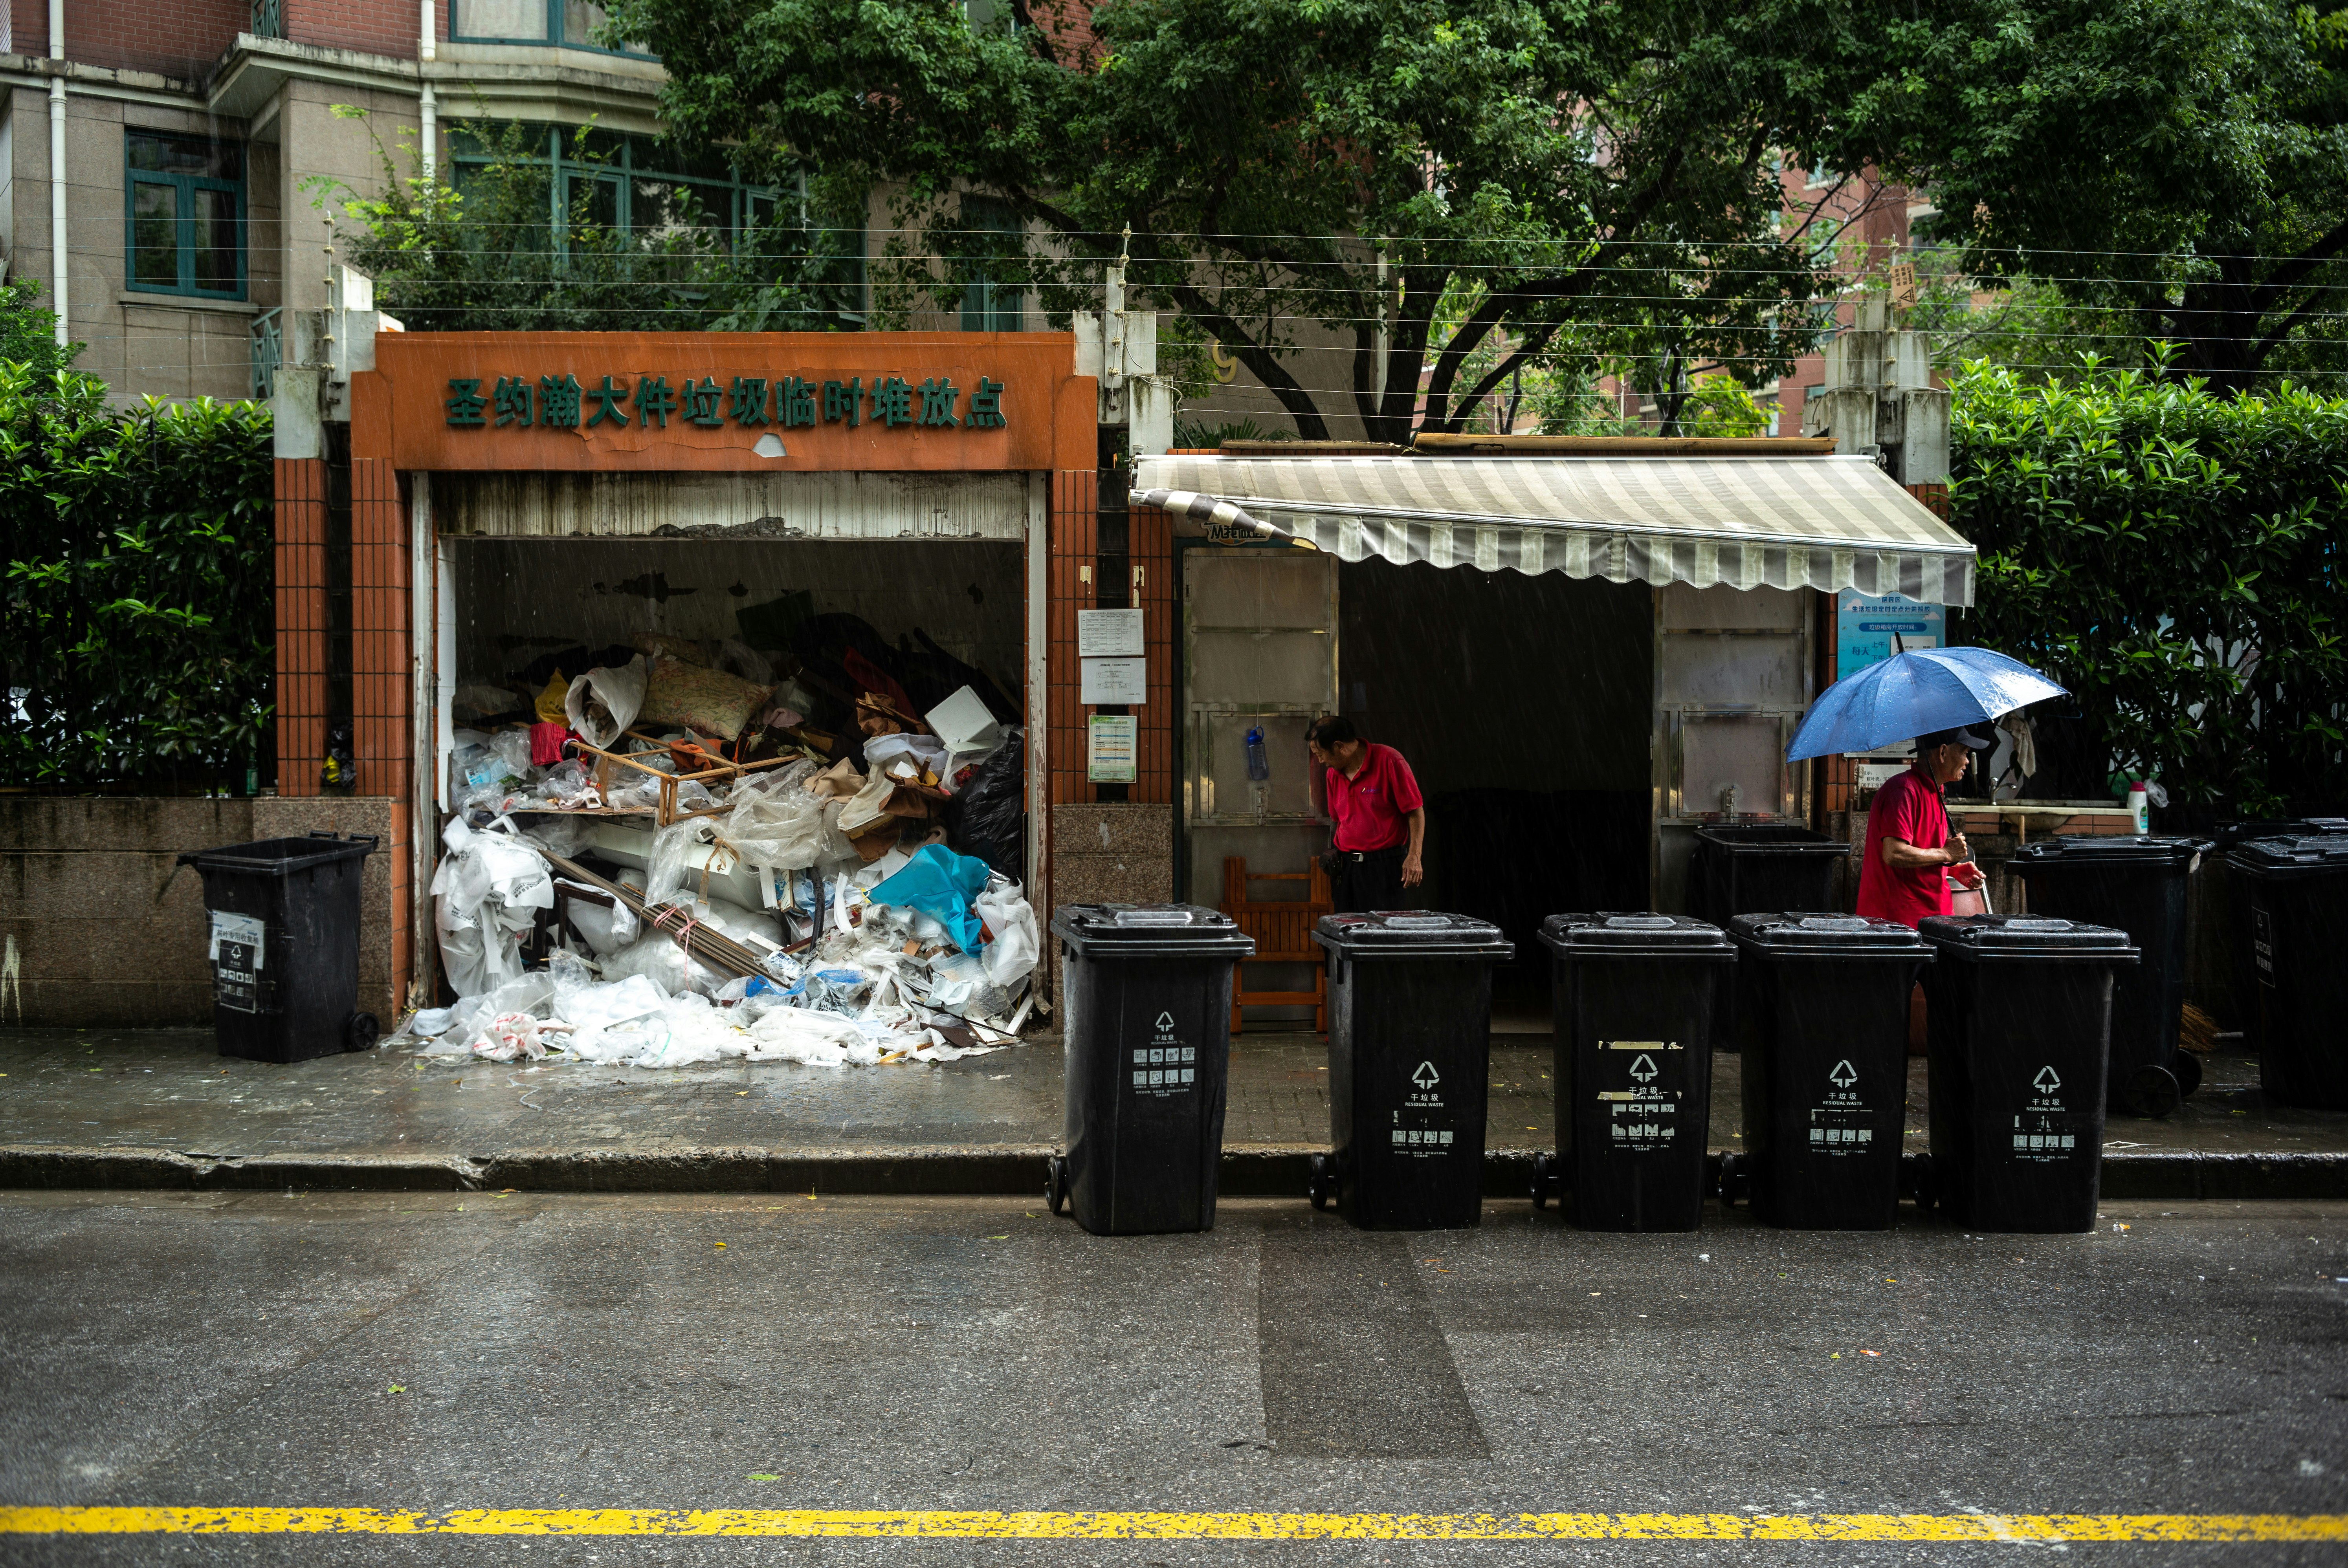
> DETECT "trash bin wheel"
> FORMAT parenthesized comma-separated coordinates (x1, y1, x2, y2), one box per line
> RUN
(1529, 1151, 1557, 1211)
(1902, 1152, 1934, 1213)
(345, 1012, 381, 1053)
(2123, 1062, 2183, 1120)
(1715, 1151, 1747, 1208)
(1044, 1155, 1069, 1217)
(2170, 1048, 2204, 1099)
(1306, 1153, 1336, 1212)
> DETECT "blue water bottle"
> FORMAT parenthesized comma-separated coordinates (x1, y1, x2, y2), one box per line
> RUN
(1245, 726, 1271, 782)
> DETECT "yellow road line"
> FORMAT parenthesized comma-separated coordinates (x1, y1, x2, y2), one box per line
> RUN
(1, 1509, 2344, 1541)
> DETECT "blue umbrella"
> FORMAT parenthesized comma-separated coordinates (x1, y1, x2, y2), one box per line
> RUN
(1787, 648, 2067, 762)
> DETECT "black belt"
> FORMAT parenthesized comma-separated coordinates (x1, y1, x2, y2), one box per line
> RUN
(1340, 846, 1403, 861)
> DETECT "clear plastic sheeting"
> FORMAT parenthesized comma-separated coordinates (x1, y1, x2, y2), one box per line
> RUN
(430, 819, 555, 996)
(403, 821, 1041, 1071)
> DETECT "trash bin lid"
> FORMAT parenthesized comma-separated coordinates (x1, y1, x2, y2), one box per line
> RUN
(1049, 903, 1257, 959)
(1918, 913, 2140, 963)
(1728, 912, 1934, 955)
(175, 832, 380, 876)
(2213, 818, 2322, 849)
(2011, 834, 2213, 871)
(2225, 832, 2348, 880)
(1538, 912, 1735, 959)
(1691, 824, 1850, 856)
(1310, 910, 1514, 960)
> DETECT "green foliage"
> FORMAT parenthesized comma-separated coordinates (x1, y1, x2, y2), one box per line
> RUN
(0, 277, 79, 375)
(316, 112, 866, 332)
(1950, 354, 2348, 815)
(1866, 0, 2348, 393)
(0, 365, 275, 791)
(603, 0, 1920, 440)
(1684, 376, 1772, 436)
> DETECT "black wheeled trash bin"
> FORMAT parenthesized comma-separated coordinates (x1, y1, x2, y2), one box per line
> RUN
(2216, 819, 2343, 1056)
(2010, 835, 2215, 1117)
(1724, 914, 1933, 1229)
(1306, 912, 1515, 1230)
(2225, 832, 2348, 1110)
(1918, 914, 2139, 1233)
(176, 832, 382, 1063)
(1688, 825, 1855, 930)
(1046, 904, 1255, 1236)
(1536, 914, 1736, 1231)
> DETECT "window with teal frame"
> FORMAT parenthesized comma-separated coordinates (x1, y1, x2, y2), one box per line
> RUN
(125, 132, 245, 300)
(959, 197, 1024, 331)
(448, 126, 866, 319)
(448, 0, 655, 57)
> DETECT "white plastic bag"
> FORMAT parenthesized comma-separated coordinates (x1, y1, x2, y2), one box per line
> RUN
(554, 878, 638, 954)
(862, 731, 948, 782)
(745, 1006, 872, 1066)
(430, 819, 554, 998)
(469, 1011, 570, 1062)
(565, 656, 648, 749)
(974, 876, 1040, 988)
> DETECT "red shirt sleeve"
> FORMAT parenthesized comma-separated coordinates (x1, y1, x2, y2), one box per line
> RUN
(1383, 747, 1423, 813)
(1882, 773, 1942, 850)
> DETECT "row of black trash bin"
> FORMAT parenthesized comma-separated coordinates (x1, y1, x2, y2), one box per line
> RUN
(1043, 821, 2348, 1241)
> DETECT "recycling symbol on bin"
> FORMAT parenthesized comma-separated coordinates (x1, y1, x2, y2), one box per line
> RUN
(1829, 1059, 1858, 1088)
(1154, 1011, 1175, 1031)
(2034, 1065, 2062, 1092)
(1629, 1053, 1660, 1083)
(1412, 1061, 1441, 1090)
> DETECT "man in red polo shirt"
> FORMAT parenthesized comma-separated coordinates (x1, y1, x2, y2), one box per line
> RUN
(1309, 716, 1425, 912)
(1856, 725, 1990, 926)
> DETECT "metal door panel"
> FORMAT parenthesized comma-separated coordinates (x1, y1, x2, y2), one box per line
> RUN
(1660, 632, 1807, 707)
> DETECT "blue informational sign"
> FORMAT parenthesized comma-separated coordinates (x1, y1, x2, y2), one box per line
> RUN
(1836, 591, 1946, 681)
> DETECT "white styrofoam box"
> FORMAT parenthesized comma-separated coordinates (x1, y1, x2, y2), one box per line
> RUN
(925, 685, 1003, 754)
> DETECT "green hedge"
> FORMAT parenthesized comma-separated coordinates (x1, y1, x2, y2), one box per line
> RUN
(1951, 359, 2348, 818)
(0, 363, 275, 791)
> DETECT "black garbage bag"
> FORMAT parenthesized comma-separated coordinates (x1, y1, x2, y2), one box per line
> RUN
(943, 727, 1025, 881)
(906, 628, 1021, 723)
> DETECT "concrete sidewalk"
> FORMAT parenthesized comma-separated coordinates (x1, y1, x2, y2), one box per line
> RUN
(0, 1026, 2342, 1200)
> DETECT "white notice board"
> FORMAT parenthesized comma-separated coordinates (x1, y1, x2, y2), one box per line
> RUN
(1080, 656, 1148, 704)
(1077, 608, 1145, 658)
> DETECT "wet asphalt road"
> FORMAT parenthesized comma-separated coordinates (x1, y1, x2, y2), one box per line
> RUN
(1, 1191, 2345, 1565)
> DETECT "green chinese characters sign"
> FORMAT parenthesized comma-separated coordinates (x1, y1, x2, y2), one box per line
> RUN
(441, 373, 1007, 433)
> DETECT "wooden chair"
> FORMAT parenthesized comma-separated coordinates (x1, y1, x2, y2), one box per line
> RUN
(1220, 855, 1334, 1034)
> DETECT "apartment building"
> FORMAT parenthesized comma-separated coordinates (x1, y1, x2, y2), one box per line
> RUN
(2, 0, 673, 403)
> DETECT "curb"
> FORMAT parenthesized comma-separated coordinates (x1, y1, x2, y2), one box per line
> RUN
(3, 1145, 2343, 1203)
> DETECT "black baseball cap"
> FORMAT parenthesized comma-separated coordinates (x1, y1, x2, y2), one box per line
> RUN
(1916, 725, 1994, 751)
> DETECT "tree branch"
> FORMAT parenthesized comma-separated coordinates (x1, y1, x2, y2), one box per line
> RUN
(1168, 281, 1332, 439)
(2245, 213, 2348, 319)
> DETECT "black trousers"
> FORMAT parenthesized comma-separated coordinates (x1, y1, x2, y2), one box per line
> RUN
(1332, 845, 1407, 913)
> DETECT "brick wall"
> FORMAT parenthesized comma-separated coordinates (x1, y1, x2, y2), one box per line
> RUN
(24, 0, 249, 81)
(0, 797, 400, 1028)
(286, 0, 418, 60)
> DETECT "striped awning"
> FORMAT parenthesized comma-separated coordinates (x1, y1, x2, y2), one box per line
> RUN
(1133, 453, 1976, 605)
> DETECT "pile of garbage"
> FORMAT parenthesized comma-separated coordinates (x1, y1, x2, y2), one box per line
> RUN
(408, 626, 1038, 1069)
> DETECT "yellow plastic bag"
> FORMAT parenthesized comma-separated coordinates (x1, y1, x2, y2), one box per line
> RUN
(535, 672, 570, 724)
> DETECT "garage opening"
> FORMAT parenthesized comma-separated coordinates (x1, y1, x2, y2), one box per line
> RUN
(1337, 559, 1653, 1028)
(433, 531, 1028, 1005)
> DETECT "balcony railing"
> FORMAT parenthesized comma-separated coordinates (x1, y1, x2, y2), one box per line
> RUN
(251, 0, 286, 38)
(249, 308, 281, 401)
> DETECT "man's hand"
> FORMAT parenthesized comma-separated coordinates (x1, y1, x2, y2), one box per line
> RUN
(1401, 851, 1424, 888)
(1946, 831, 1971, 866)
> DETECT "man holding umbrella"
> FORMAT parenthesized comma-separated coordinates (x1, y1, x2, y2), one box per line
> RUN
(1856, 726, 1991, 927)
